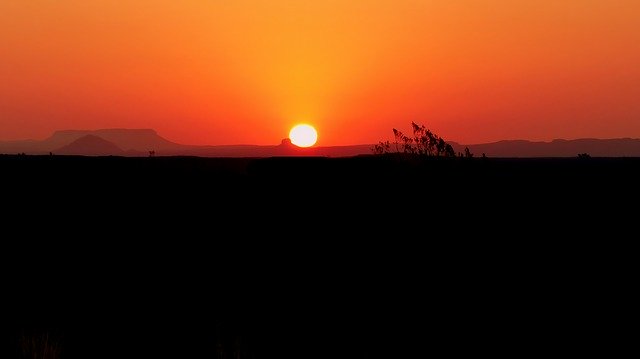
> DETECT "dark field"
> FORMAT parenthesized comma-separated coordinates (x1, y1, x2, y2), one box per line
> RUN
(2, 154, 635, 358)
(3, 154, 637, 227)
(3, 154, 639, 204)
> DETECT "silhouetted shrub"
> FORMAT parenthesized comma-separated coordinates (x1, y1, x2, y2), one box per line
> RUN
(373, 122, 455, 157)
(464, 147, 474, 158)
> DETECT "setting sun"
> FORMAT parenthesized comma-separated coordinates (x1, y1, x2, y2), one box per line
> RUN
(289, 125, 318, 147)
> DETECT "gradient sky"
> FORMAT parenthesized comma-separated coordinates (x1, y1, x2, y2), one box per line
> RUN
(1, 0, 639, 145)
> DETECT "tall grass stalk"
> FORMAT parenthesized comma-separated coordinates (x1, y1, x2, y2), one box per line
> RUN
(19, 332, 62, 359)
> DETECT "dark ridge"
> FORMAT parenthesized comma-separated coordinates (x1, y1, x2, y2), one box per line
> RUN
(54, 135, 124, 156)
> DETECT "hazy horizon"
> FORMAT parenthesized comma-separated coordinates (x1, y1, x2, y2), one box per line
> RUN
(4, 126, 640, 148)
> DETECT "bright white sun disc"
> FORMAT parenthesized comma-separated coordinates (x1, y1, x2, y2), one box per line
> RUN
(289, 124, 318, 147)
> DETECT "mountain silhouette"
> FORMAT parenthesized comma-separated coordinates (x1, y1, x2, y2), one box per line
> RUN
(450, 138, 640, 157)
(55, 135, 124, 156)
(0, 129, 186, 155)
(46, 129, 186, 153)
(2, 128, 640, 157)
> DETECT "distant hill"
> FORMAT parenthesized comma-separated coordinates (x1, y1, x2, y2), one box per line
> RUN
(2, 128, 640, 157)
(450, 138, 640, 157)
(46, 129, 187, 153)
(0, 129, 185, 155)
(55, 135, 124, 156)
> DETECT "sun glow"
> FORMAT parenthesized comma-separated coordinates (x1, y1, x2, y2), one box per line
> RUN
(289, 124, 318, 147)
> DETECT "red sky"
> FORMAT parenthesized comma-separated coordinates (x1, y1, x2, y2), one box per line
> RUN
(1, 0, 639, 146)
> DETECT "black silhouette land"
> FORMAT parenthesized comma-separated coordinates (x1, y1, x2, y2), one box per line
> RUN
(2, 126, 632, 359)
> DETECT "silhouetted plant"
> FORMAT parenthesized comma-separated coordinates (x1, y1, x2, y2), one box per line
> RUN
(578, 153, 591, 158)
(19, 332, 62, 359)
(373, 122, 456, 157)
(464, 147, 474, 158)
(372, 141, 391, 155)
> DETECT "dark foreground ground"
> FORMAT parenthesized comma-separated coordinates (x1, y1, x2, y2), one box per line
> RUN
(1, 154, 636, 358)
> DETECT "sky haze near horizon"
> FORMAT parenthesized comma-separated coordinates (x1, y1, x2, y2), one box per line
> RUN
(1, 0, 639, 146)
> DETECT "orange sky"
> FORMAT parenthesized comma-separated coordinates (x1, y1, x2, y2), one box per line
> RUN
(1, 0, 639, 145)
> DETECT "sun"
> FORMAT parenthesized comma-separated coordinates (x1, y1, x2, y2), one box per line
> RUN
(289, 124, 318, 147)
